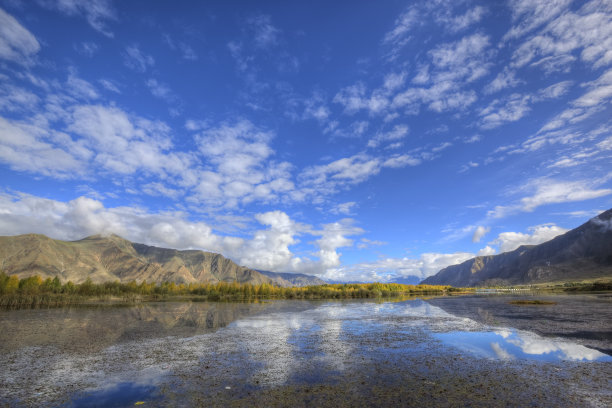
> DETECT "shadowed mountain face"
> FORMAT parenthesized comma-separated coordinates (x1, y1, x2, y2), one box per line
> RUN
(422, 209, 612, 287)
(0, 234, 315, 286)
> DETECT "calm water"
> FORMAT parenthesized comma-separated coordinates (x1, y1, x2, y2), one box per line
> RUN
(0, 294, 610, 407)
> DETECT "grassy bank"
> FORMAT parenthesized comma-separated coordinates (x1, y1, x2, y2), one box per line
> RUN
(0, 272, 457, 309)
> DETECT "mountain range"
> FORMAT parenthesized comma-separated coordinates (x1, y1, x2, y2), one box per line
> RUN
(422, 208, 612, 287)
(0, 233, 325, 287)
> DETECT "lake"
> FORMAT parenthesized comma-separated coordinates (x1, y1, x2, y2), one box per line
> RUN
(1, 294, 610, 407)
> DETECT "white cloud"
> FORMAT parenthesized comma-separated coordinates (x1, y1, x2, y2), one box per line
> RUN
(555, 209, 605, 218)
(357, 238, 386, 250)
(479, 93, 532, 129)
(67, 104, 192, 179)
(66, 74, 99, 100)
(0, 83, 39, 113)
(98, 79, 120, 93)
(238, 210, 302, 271)
(303, 92, 330, 122)
(248, 14, 280, 49)
(530, 54, 576, 74)
(504, 0, 571, 40)
(382, 154, 421, 168)
(488, 178, 612, 218)
(436, 6, 485, 33)
(459, 161, 479, 173)
(479, 81, 572, 130)
(383, 7, 419, 60)
(38, 0, 117, 37)
(300, 154, 381, 195)
(472, 226, 490, 243)
(141, 182, 182, 199)
(163, 34, 198, 61)
(520, 180, 612, 212)
(0, 8, 40, 65)
(430, 33, 490, 72)
(0, 192, 367, 276)
(574, 68, 612, 107)
(383, 72, 407, 91)
(367, 124, 409, 148)
(123, 44, 155, 72)
(485, 68, 521, 94)
(146, 79, 177, 103)
(178, 43, 197, 60)
(490, 224, 568, 253)
(464, 134, 481, 144)
(538, 80, 573, 99)
(511, 1, 612, 69)
(74, 41, 98, 57)
(227, 41, 249, 72)
(330, 201, 357, 215)
(324, 251, 475, 282)
(477, 246, 496, 256)
(432, 142, 452, 153)
(193, 120, 295, 207)
(392, 34, 491, 114)
(315, 219, 364, 269)
(0, 116, 87, 177)
(333, 82, 386, 115)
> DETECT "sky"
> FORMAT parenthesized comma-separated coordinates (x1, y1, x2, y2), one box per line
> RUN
(0, 0, 611, 283)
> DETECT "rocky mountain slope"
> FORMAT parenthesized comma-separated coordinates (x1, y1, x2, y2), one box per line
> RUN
(421, 209, 612, 287)
(0, 233, 319, 286)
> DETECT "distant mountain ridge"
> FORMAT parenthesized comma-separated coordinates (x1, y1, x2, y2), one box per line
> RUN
(257, 270, 326, 286)
(0, 233, 320, 287)
(421, 209, 612, 287)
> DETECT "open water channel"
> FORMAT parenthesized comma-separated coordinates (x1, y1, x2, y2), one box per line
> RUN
(0, 293, 610, 407)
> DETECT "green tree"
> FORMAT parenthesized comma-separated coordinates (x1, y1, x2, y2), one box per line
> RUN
(19, 275, 43, 294)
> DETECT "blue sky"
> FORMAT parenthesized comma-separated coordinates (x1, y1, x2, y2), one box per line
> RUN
(0, 0, 611, 282)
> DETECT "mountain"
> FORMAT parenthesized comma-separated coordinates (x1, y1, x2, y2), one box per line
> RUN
(0, 234, 319, 286)
(257, 270, 326, 287)
(421, 209, 612, 287)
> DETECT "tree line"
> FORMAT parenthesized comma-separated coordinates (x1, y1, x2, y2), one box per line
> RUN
(0, 271, 457, 307)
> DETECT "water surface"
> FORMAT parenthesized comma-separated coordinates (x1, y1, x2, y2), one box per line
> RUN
(1, 295, 610, 407)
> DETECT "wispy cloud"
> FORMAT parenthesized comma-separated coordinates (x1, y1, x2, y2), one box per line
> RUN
(248, 14, 280, 49)
(511, 1, 612, 69)
(504, 0, 571, 40)
(367, 124, 409, 148)
(382, 7, 419, 61)
(162, 34, 198, 61)
(435, 5, 486, 34)
(38, 0, 117, 37)
(98, 79, 120, 93)
(0, 8, 40, 65)
(488, 177, 612, 218)
(123, 44, 155, 72)
(146, 78, 177, 103)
